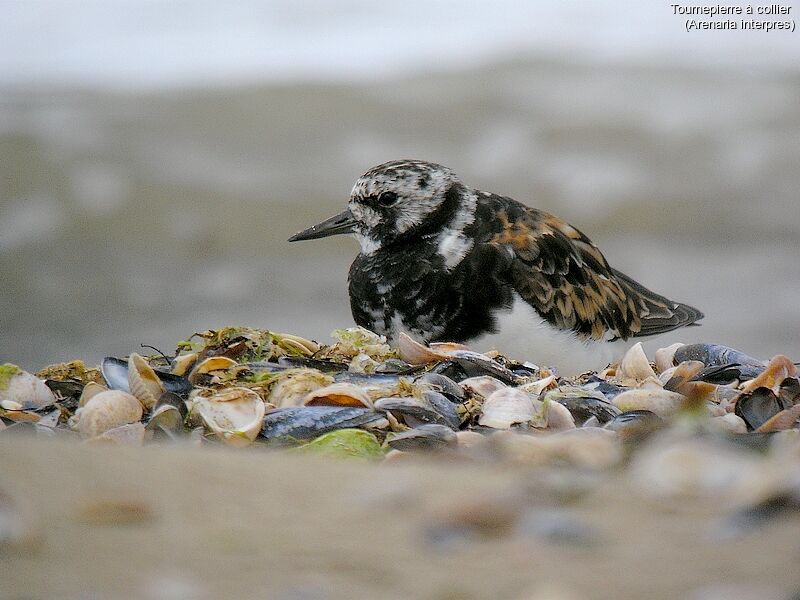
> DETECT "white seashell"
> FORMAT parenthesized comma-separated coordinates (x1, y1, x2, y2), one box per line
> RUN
(0, 366, 56, 411)
(478, 388, 537, 429)
(543, 400, 576, 431)
(519, 374, 557, 396)
(617, 342, 657, 387)
(127, 353, 165, 410)
(460, 376, 507, 398)
(654, 343, 684, 374)
(70, 390, 143, 437)
(78, 382, 108, 407)
(190, 387, 265, 447)
(612, 388, 687, 418)
(303, 383, 373, 408)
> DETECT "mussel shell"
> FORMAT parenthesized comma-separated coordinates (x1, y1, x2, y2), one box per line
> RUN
(735, 387, 787, 431)
(374, 392, 460, 431)
(416, 373, 465, 402)
(44, 379, 84, 402)
(673, 344, 764, 379)
(384, 424, 458, 452)
(582, 380, 626, 401)
(260, 407, 388, 443)
(543, 387, 621, 425)
(449, 352, 525, 386)
(276, 356, 348, 373)
(101, 357, 193, 398)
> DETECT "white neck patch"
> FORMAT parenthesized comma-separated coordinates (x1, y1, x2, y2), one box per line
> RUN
(436, 189, 477, 269)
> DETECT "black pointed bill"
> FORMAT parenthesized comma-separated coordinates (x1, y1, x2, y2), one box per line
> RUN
(288, 209, 357, 242)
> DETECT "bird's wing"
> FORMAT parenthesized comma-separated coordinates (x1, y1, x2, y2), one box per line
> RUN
(487, 207, 702, 341)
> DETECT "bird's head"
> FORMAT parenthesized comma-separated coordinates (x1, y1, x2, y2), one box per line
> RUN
(288, 160, 467, 254)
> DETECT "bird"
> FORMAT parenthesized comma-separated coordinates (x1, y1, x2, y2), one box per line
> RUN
(288, 159, 703, 373)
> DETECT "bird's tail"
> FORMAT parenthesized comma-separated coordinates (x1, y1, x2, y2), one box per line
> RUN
(611, 268, 704, 337)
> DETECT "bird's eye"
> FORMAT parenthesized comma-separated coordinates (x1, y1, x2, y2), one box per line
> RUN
(377, 191, 398, 206)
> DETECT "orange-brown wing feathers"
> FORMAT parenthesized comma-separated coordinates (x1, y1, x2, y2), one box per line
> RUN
(488, 207, 701, 341)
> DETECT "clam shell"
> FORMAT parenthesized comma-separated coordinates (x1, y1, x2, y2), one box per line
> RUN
(478, 388, 538, 429)
(654, 343, 684, 374)
(0, 366, 56, 411)
(304, 383, 373, 408)
(542, 400, 576, 431)
(274, 333, 320, 356)
(127, 353, 165, 410)
(617, 342, 658, 387)
(78, 382, 108, 407)
(190, 387, 266, 447)
(611, 389, 686, 418)
(171, 352, 199, 376)
(267, 369, 335, 408)
(189, 356, 238, 383)
(70, 390, 143, 437)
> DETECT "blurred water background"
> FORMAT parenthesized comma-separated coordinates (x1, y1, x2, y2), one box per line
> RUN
(1, 0, 799, 369)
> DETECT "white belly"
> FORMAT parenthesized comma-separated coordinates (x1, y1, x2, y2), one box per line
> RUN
(471, 293, 631, 375)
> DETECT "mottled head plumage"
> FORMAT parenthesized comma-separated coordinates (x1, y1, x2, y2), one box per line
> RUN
(348, 160, 462, 251)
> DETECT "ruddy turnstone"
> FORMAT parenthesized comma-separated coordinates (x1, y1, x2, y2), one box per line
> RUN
(288, 160, 703, 373)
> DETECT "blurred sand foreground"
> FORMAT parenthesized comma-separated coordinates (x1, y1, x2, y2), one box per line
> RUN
(1, 437, 798, 600)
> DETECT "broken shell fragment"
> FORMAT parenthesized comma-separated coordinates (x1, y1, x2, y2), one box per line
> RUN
(478, 388, 537, 429)
(70, 390, 143, 437)
(0, 365, 56, 411)
(304, 382, 373, 408)
(190, 387, 266, 447)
